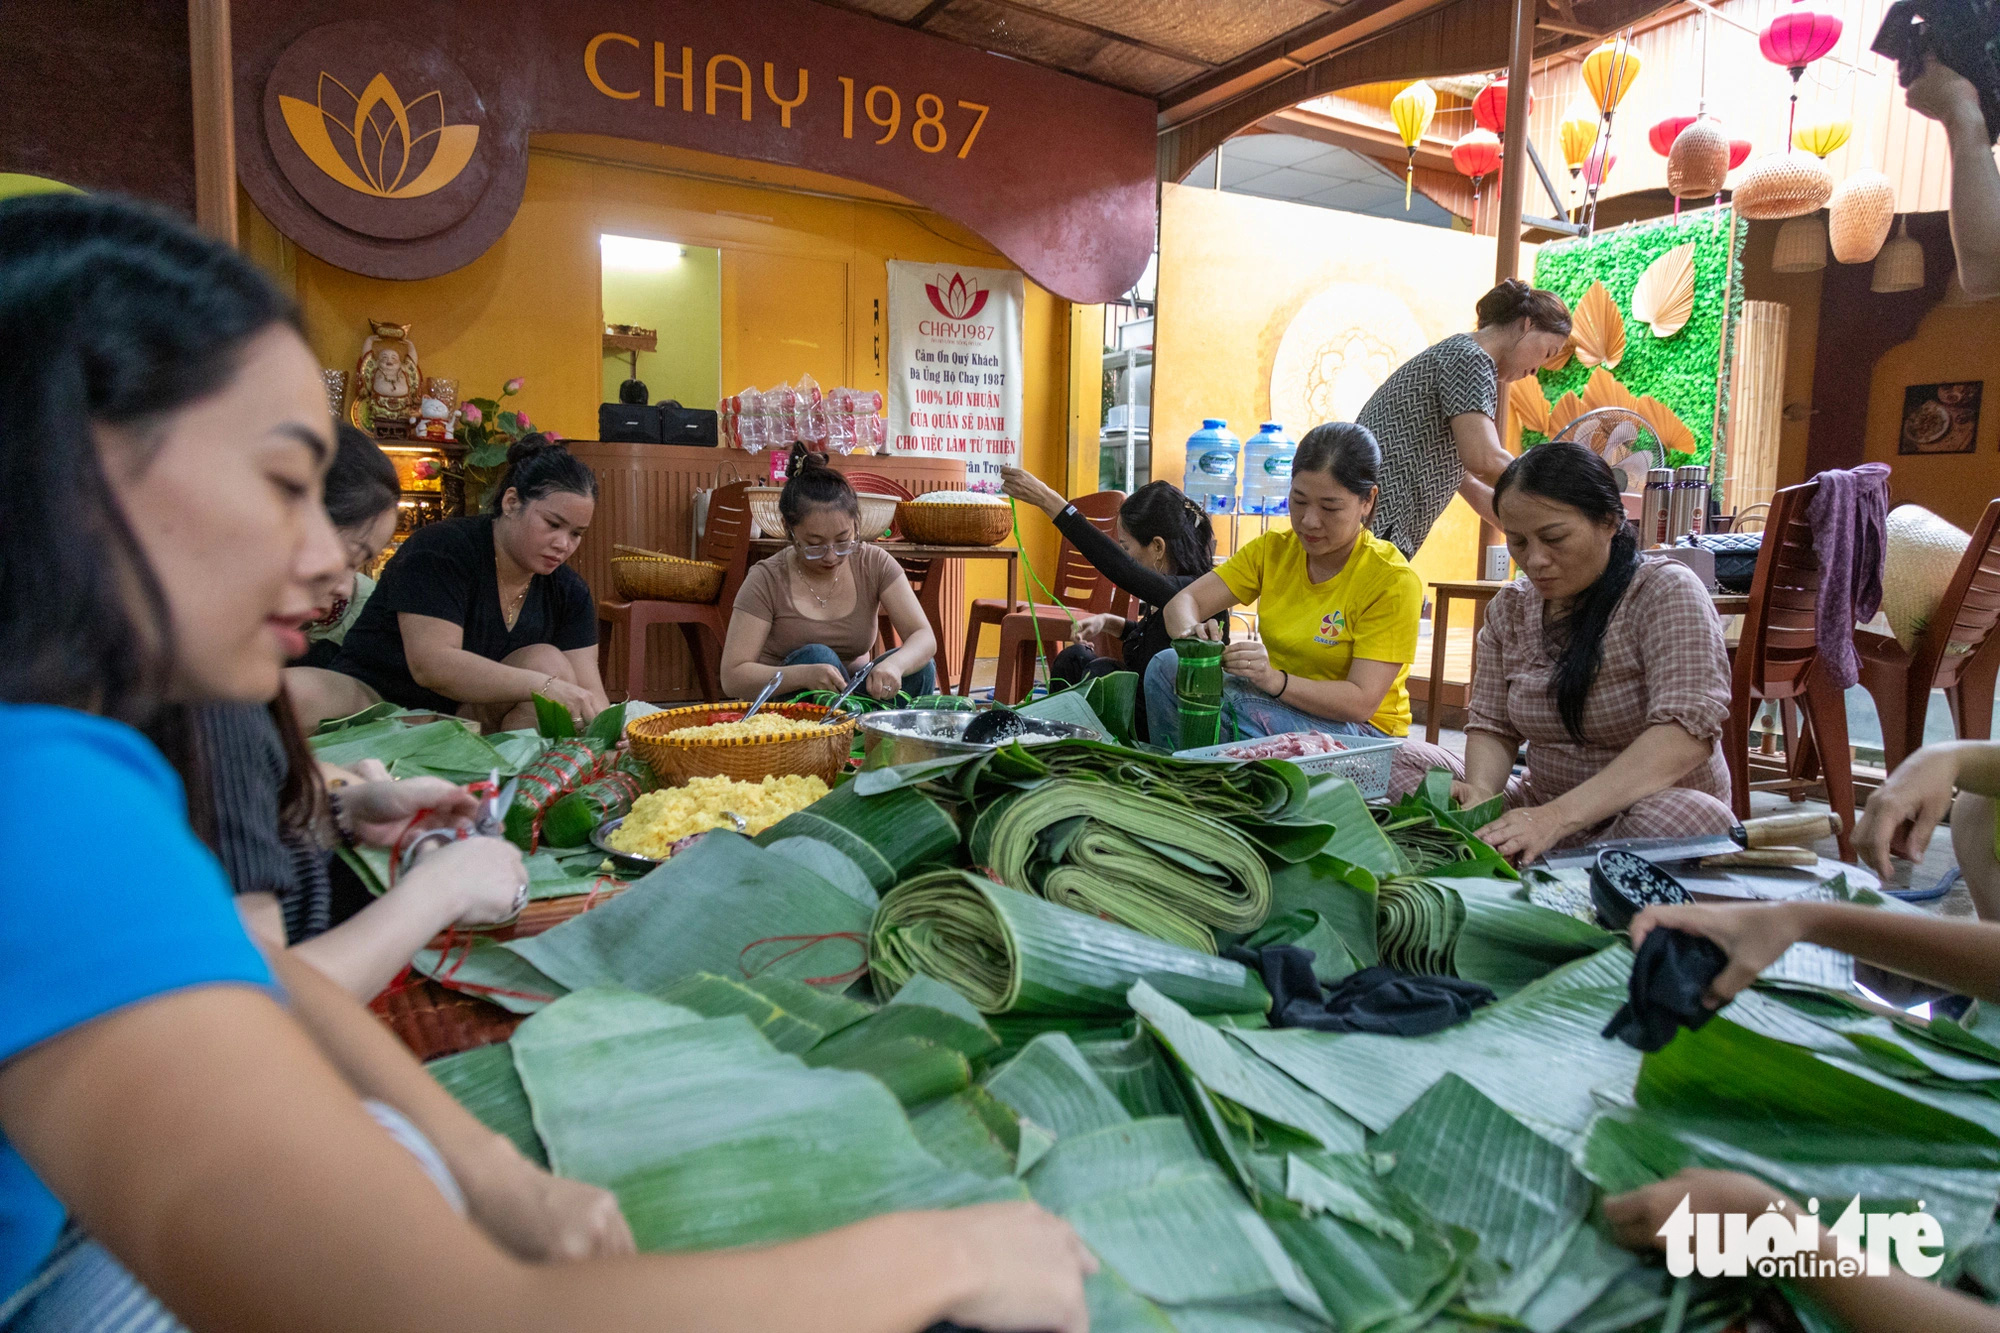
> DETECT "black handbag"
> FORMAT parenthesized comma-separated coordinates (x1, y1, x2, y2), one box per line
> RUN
(1679, 533, 1761, 593)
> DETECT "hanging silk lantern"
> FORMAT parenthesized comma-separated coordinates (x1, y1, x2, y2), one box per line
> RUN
(1582, 39, 1643, 114)
(1581, 141, 1617, 188)
(1452, 127, 1502, 222)
(1390, 81, 1438, 211)
(1649, 114, 1697, 157)
(1559, 98, 1599, 175)
(1793, 112, 1853, 158)
(1667, 118, 1731, 198)
(1761, 8, 1843, 143)
(1472, 79, 1529, 136)
(1729, 138, 1753, 170)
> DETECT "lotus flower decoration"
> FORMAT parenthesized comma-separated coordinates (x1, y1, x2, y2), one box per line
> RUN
(279, 72, 479, 199)
(925, 272, 990, 321)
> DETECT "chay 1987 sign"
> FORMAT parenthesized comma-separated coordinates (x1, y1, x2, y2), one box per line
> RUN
(584, 34, 991, 159)
(886, 262, 1024, 490)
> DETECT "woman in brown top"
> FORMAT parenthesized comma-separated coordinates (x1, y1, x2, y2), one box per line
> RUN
(723, 445, 938, 700)
(1390, 442, 1735, 865)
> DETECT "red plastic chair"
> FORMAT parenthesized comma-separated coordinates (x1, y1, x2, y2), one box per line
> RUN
(1855, 498, 2000, 773)
(963, 491, 1130, 704)
(844, 472, 930, 662)
(1724, 479, 1856, 859)
(596, 481, 754, 703)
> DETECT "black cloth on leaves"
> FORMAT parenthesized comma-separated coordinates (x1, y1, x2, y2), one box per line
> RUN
(1602, 927, 1729, 1052)
(1223, 946, 1495, 1036)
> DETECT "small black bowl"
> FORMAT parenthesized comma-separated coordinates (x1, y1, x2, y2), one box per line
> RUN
(1589, 849, 1696, 932)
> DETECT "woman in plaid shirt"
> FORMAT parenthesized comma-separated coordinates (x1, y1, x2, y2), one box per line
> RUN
(1391, 442, 1736, 866)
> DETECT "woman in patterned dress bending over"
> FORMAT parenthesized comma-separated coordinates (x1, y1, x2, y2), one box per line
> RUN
(1389, 442, 1737, 866)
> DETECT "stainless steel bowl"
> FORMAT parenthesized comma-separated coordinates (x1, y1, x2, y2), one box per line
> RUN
(858, 709, 1098, 769)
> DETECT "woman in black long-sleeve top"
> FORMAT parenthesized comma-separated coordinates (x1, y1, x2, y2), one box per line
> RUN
(1000, 467, 1219, 740)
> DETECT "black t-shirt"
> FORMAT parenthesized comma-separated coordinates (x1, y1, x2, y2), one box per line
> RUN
(333, 515, 596, 712)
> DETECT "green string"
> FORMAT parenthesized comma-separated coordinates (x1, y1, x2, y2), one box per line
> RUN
(1006, 497, 1081, 699)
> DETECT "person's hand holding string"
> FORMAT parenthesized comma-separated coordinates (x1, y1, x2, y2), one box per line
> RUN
(999, 466, 1067, 519)
(335, 776, 481, 847)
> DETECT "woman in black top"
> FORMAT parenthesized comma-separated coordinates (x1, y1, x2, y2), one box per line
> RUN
(333, 436, 609, 730)
(999, 467, 1215, 740)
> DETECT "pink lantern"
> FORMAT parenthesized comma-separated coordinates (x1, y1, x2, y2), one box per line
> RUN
(1729, 138, 1753, 169)
(1472, 80, 1528, 136)
(1760, 7, 1843, 140)
(1649, 114, 1697, 157)
(1582, 142, 1617, 187)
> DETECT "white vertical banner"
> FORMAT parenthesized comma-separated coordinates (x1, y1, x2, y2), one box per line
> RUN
(886, 260, 1025, 491)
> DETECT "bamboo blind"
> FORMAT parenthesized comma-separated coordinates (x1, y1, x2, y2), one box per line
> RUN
(1725, 299, 1789, 517)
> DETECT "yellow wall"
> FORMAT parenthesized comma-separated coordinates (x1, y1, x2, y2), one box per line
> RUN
(1154, 182, 1519, 589)
(243, 134, 1071, 608)
(599, 241, 722, 409)
(1863, 297, 2000, 531)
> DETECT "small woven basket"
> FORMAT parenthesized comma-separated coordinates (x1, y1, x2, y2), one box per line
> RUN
(610, 544, 726, 603)
(897, 499, 1013, 546)
(1829, 171, 1896, 264)
(1732, 152, 1833, 220)
(626, 700, 857, 786)
(1666, 118, 1730, 198)
(747, 486, 901, 539)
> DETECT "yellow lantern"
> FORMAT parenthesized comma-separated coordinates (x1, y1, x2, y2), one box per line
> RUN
(1582, 38, 1642, 113)
(1390, 81, 1438, 210)
(1559, 97, 1600, 173)
(1792, 112, 1853, 158)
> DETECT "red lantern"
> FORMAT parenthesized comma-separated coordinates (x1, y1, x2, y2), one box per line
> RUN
(1452, 128, 1502, 186)
(1760, 7, 1843, 140)
(1649, 114, 1697, 158)
(1729, 138, 1753, 169)
(1471, 80, 1528, 136)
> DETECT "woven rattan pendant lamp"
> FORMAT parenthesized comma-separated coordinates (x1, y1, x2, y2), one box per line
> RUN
(1871, 217, 1925, 293)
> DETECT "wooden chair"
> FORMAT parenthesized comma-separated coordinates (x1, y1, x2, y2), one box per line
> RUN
(1855, 498, 2000, 773)
(596, 480, 754, 703)
(1724, 479, 1856, 859)
(982, 492, 1133, 704)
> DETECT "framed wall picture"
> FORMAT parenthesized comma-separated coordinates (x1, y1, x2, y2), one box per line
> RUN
(1900, 380, 1982, 455)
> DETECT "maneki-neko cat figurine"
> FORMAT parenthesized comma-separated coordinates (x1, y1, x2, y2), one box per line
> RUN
(352, 320, 421, 437)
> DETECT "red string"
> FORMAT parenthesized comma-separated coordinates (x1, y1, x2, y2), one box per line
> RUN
(739, 932, 869, 986)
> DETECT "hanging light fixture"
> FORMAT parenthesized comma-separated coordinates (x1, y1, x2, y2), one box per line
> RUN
(1793, 112, 1854, 159)
(1667, 118, 1732, 198)
(1729, 138, 1754, 170)
(1773, 216, 1829, 272)
(1472, 79, 1526, 136)
(1872, 217, 1926, 293)
(1582, 39, 1643, 114)
(1390, 81, 1438, 211)
(1452, 127, 1502, 224)
(1760, 8, 1845, 143)
(1649, 114, 1698, 157)
(1581, 141, 1617, 189)
(1559, 98, 1599, 176)
(1829, 170, 1897, 263)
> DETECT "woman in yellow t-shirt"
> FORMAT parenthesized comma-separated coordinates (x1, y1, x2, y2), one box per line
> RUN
(1157, 422, 1422, 749)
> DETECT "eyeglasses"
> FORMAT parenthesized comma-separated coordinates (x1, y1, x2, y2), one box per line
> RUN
(797, 539, 861, 560)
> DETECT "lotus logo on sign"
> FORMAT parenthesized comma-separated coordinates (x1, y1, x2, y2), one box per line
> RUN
(925, 272, 990, 321)
(279, 73, 479, 199)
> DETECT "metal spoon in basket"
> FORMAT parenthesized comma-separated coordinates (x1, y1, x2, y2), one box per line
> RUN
(825, 648, 902, 716)
(739, 669, 787, 722)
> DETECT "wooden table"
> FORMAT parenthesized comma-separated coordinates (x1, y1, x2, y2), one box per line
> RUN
(1423, 579, 1752, 744)
(748, 539, 1019, 693)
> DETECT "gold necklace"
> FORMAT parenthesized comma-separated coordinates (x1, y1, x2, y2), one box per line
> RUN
(794, 550, 842, 608)
(499, 552, 531, 627)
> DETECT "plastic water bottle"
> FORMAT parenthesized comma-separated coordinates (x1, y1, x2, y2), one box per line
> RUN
(1240, 422, 1295, 516)
(1182, 419, 1241, 515)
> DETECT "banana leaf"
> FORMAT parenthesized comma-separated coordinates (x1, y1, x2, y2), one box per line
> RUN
(869, 869, 1271, 1017)
(510, 989, 1014, 1252)
(1077, 1031, 1189, 1121)
(807, 997, 999, 1068)
(983, 1032, 1134, 1138)
(910, 1087, 1035, 1178)
(532, 692, 576, 739)
(1231, 775, 1375, 867)
(755, 782, 961, 894)
(308, 715, 508, 781)
(413, 936, 568, 1012)
(312, 700, 407, 734)
(655, 971, 871, 1054)
(811, 1035, 971, 1107)
(508, 832, 873, 996)
(1239, 910, 1359, 986)
(1282, 1152, 1409, 1248)
(1018, 686, 1112, 738)
(426, 1042, 544, 1165)
(1232, 948, 1641, 1142)
(1267, 855, 1381, 968)
(1376, 876, 1613, 999)
(1022, 1117, 1330, 1322)
(969, 780, 1272, 953)
(1128, 981, 1365, 1154)
(1374, 1074, 1597, 1318)
(1265, 1199, 1472, 1333)
(763, 836, 880, 907)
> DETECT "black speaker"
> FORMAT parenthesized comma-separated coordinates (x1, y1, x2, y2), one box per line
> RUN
(659, 404, 719, 446)
(599, 403, 664, 443)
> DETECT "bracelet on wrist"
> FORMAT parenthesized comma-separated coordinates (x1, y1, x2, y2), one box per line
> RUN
(1276, 670, 1290, 699)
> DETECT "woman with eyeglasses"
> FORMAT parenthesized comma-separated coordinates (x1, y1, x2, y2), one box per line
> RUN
(330, 435, 611, 731)
(721, 444, 938, 701)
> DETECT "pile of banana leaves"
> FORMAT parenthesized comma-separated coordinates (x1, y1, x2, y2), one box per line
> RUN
(301, 709, 2000, 1331)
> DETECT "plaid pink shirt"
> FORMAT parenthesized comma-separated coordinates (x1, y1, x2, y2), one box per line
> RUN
(1467, 557, 1733, 804)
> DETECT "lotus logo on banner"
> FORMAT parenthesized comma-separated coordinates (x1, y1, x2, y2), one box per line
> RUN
(279, 72, 480, 199)
(925, 272, 990, 321)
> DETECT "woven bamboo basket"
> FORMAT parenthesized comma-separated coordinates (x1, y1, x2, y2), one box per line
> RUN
(1829, 171, 1896, 264)
(896, 498, 1013, 546)
(626, 700, 857, 785)
(1732, 153, 1833, 220)
(1666, 119, 1730, 198)
(610, 544, 726, 603)
(746, 487, 901, 539)
(1771, 216, 1828, 273)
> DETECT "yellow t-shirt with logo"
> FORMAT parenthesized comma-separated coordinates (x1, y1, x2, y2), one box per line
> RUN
(1216, 528, 1423, 737)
